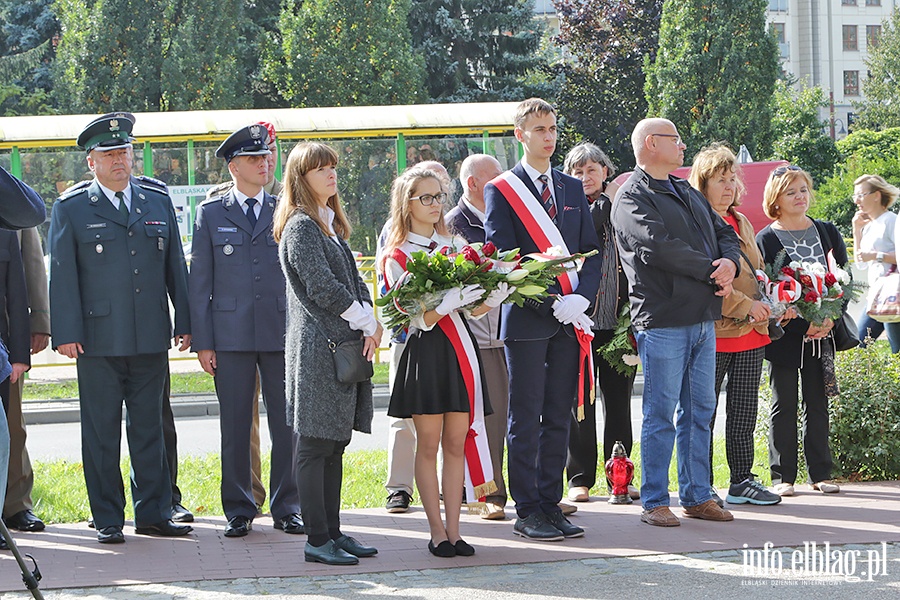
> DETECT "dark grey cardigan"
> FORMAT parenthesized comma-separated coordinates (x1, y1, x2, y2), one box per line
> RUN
(280, 212, 373, 441)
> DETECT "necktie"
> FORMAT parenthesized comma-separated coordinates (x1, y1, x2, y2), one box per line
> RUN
(246, 198, 258, 230)
(428, 241, 437, 250)
(539, 174, 556, 221)
(115, 191, 128, 219)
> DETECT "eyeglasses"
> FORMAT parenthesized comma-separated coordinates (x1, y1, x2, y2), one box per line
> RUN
(853, 190, 876, 200)
(650, 133, 683, 145)
(410, 192, 447, 206)
(770, 165, 802, 178)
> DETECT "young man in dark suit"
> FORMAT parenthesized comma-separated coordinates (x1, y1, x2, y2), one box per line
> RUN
(48, 113, 193, 544)
(484, 99, 602, 541)
(189, 125, 302, 539)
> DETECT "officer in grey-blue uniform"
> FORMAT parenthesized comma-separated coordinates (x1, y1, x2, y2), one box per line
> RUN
(48, 112, 193, 544)
(189, 125, 302, 538)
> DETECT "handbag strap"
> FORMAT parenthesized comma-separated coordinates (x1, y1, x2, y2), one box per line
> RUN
(296, 234, 364, 350)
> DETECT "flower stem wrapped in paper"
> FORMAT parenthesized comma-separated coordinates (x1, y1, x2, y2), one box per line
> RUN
(375, 242, 597, 331)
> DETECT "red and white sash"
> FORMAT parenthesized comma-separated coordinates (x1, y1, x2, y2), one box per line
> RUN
(387, 242, 496, 503)
(437, 312, 496, 503)
(491, 170, 579, 294)
(491, 170, 595, 419)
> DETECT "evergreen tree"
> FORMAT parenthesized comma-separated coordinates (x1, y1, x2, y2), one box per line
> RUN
(644, 0, 779, 160)
(264, 0, 425, 107)
(53, 0, 253, 112)
(0, 0, 58, 115)
(553, 0, 663, 171)
(856, 8, 900, 130)
(408, 0, 545, 102)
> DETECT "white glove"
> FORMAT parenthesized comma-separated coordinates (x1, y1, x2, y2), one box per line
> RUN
(552, 294, 591, 325)
(572, 313, 594, 334)
(483, 282, 516, 308)
(436, 284, 485, 316)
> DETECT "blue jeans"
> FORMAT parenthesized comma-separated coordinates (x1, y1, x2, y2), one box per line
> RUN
(857, 311, 900, 353)
(636, 322, 717, 510)
(0, 396, 8, 511)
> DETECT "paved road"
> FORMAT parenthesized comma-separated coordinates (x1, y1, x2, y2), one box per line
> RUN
(24, 395, 729, 462)
(10, 547, 900, 599)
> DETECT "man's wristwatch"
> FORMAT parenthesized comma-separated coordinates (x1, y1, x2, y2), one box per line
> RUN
(877, 251, 885, 263)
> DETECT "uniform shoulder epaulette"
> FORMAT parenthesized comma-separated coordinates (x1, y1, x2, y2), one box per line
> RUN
(205, 181, 234, 200)
(133, 175, 170, 196)
(58, 180, 91, 201)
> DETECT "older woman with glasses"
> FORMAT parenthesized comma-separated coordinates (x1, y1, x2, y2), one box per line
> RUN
(852, 174, 899, 352)
(689, 144, 782, 507)
(756, 165, 847, 497)
(562, 142, 638, 503)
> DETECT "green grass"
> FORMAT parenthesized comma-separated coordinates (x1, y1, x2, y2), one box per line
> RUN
(31, 436, 767, 525)
(24, 363, 390, 401)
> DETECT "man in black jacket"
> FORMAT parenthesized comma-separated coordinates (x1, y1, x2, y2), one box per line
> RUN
(611, 118, 741, 527)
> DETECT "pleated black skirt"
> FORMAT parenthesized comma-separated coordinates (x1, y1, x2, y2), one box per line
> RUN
(387, 318, 493, 419)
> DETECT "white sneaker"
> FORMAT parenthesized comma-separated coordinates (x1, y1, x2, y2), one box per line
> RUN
(773, 483, 794, 497)
(812, 480, 840, 494)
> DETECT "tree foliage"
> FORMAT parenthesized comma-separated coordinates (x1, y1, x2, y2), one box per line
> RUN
(856, 8, 900, 130)
(644, 0, 779, 161)
(408, 0, 546, 102)
(768, 80, 840, 185)
(263, 0, 425, 108)
(809, 127, 900, 236)
(553, 0, 663, 171)
(53, 0, 254, 112)
(0, 0, 58, 115)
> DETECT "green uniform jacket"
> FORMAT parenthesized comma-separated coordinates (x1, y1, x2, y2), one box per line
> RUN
(48, 179, 190, 356)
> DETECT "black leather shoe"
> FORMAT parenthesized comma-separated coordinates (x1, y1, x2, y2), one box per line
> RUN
(0, 536, 8, 550)
(274, 513, 304, 534)
(224, 515, 252, 538)
(513, 513, 564, 541)
(427, 539, 456, 557)
(546, 511, 585, 538)
(135, 519, 193, 537)
(334, 534, 377, 557)
(97, 526, 125, 544)
(454, 539, 475, 556)
(5, 509, 45, 532)
(304, 540, 359, 565)
(87, 517, 95, 529)
(171, 503, 194, 523)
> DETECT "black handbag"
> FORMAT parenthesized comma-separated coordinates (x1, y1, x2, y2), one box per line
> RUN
(832, 312, 860, 352)
(328, 337, 374, 384)
(299, 236, 374, 384)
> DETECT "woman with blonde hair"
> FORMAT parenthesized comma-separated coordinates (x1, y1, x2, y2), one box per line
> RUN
(689, 143, 782, 507)
(852, 174, 899, 352)
(382, 166, 512, 558)
(756, 165, 848, 496)
(275, 141, 383, 565)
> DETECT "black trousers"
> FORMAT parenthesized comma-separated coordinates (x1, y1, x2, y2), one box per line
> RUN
(161, 368, 182, 505)
(566, 330, 635, 490)
(768, 353, 834, 485)
(77, 353, 172, 529)
(296, 436, 349, 538)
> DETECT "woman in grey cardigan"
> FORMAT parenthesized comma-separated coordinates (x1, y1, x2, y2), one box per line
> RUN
(274, 142, 383, 566)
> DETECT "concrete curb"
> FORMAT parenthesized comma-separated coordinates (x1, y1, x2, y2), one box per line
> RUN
(23, 377, 645, 425)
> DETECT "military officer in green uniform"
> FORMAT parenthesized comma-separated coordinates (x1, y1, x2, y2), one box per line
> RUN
(48, 112, 193, 544)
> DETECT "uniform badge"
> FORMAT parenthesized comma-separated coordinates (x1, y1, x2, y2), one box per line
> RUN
(250, 125, 262, 139)
(90, 195, 99, 203)
(217, 226, 238, 233)
(110, 119, 119, 131)
(223, 244, 234, 256)
(96, 244, 104, 254)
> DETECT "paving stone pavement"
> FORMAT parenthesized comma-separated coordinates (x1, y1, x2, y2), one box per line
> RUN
(1, 482, 899, 599)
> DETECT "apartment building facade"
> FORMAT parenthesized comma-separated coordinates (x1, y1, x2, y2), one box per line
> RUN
(767, 0, 899, 137)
